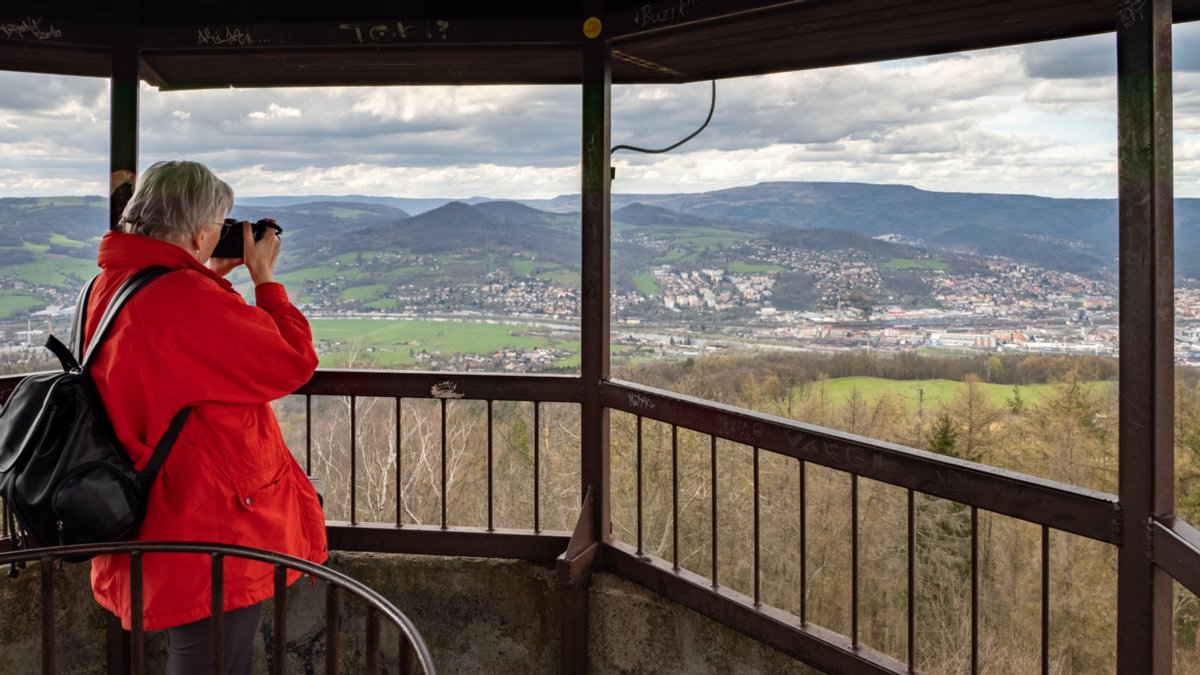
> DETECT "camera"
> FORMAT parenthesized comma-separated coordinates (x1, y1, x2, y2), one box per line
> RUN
(211, 218, 283, 259)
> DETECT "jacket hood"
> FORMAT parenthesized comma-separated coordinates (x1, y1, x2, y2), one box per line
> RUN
(97, 231, 235, 292)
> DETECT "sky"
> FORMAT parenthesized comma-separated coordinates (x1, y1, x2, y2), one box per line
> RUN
(0, 23, 1198, 201)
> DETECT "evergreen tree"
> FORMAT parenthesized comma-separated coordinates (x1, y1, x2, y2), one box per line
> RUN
(928, 414, 958, 458)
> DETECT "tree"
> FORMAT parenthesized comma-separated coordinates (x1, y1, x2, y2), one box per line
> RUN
(945, 374, 1005, 462)
(1006, 385, 1026, 415)
(928, 414, 958, 457)
(986, 355, 1004, 383)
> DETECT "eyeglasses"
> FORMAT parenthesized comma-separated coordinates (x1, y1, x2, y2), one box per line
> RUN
(217, 218, 237, 240)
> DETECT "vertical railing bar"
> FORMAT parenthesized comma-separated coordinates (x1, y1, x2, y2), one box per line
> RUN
(273, 565, 287, 675)
(1042, 525, 1050, 675)
(211, 553, 225, 675)
(672, 424, 679, 571)
(487, 399, 495, 533)
(130, 551, 144, 675)
(365, 606, 381, 675)
(711, 434, 718, 588)
(533, 401, 540, 534)
(753, 446, 761, 607)
(400, 633, 414, 675)
(325, 584, 340, 675)
(800, 459, 807, 625)
(907, 489, 915, 672)
(971, 506, 978, 675)
(851, 473, 859, 649)
(636, 415, 644, 556)
(41, 555, 55, 675)
(350, 395, 358, 526)
(305, 394, 312, 475)
(440, 398, 448, 530)
(396, 397, 403, 528)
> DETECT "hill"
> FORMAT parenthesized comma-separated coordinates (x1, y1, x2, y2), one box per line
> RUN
(529, 182, 1200, 280)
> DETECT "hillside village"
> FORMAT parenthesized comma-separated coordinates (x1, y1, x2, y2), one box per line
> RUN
(1, 183, 1199, 369)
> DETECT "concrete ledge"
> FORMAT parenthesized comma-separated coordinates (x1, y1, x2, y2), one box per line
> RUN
(0, 552, 819, 674)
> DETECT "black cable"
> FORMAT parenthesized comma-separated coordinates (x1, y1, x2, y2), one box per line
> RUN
(612, 80, 716, 155)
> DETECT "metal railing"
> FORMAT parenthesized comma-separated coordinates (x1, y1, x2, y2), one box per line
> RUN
(293, 370, 579, 559)
(601, 379, 1124, 674)
(5, 369, 1200, 674)
(0, 541, 436, 675)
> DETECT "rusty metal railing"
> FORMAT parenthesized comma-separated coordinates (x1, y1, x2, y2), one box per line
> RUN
(293, 370, 580, 559)
(0, 541, 436, 675)
(6, 369, 1200, 674)
(601, 378, 1124, 675)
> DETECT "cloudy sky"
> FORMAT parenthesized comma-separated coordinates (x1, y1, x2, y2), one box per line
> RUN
(1, 23, 1198, 201)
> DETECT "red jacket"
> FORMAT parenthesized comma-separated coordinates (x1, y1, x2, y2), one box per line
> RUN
(87, 231, 326, 631)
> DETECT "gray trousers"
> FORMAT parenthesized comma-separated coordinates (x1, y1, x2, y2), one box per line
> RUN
(165, 602, 262, 675)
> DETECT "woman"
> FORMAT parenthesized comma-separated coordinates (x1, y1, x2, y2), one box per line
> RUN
(85, 160, 326, 674)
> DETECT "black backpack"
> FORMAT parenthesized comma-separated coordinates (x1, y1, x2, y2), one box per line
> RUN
(0, 266, 191, 566)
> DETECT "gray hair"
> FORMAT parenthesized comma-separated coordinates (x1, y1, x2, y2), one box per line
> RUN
(118, 161, 234, 245)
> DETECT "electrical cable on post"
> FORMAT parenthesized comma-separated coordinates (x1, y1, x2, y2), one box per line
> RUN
(611, 80, 716, 178)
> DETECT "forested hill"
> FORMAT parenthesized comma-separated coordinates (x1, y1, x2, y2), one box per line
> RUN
(2, 182, 1199, 295)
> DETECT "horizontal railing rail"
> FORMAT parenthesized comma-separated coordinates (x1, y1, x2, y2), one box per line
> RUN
(602, 378, 1122, 543)
(0, 541, 436, 675)
(296, 369, 582, 402)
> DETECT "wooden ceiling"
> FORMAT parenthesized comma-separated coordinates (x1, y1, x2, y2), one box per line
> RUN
(0, 1, 1198, 88)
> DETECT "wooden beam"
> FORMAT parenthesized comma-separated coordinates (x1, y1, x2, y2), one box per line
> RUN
(1116, 0, 1175, 672)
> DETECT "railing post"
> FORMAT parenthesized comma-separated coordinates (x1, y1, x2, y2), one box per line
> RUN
(572, 3, 611, 673)
(1116, 0, 1174, 672)
(106, 613, 130, 675)
(580, 1, 612, 543)
(110, 5, 139, 230)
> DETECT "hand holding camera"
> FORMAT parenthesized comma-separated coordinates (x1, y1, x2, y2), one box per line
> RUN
(211, 218, 283, 285)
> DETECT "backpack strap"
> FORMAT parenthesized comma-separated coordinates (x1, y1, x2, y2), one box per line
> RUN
(76, 265, 194, 494)
(70, 275, 98, 360)
(81, 265, 175, 368)
(138, 407, 192, 492)
(43, 274, 101, 372)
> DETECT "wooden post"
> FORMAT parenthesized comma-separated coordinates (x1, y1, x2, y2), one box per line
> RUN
(569, 2, 611, 672)
(1116, 0, 1174, 672)
(110, 6, 139, 230)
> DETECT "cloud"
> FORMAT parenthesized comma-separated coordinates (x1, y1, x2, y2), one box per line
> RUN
(0, 24, 1197, 199)
(247, 103, 303, 120)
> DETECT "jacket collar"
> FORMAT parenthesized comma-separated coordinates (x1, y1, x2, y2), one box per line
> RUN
(97, 231, 235, 292)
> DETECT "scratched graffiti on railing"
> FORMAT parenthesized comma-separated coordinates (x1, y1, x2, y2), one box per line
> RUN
(339, 20, 451, 43)
(0, 17, 62, 41)
(716, 415, 763, 444)
(1117, 0, 1146, 27)
(430, 380, 465, 399)
(627, 392, 656, 410)
(196, 26, 254, 46)
(631, 0, 702, 29)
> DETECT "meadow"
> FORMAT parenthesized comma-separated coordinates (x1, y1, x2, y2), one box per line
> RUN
(814, 375, 1110, 413)
(310, 318, 567, 367)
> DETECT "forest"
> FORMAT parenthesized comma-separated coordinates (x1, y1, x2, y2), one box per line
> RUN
(255, 349, 1200, 674)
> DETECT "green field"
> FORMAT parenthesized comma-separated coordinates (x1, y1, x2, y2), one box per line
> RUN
(49, 233, 87, 248)
(310, 318, 570, 367)
(883, 258, 948, 271)
(813, 376, 1110, 413)
(3, 256, 97, 287)
(728, 261, 785, 274)
(340, 284, 389, 302)
(0, 292, 43, 318)
(277, 266, 339, 283)
(633, 273, 661, 296)
(510, 259, 535, 276)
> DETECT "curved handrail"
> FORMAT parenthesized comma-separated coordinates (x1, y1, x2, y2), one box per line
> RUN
(0, 540, 437, 675)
